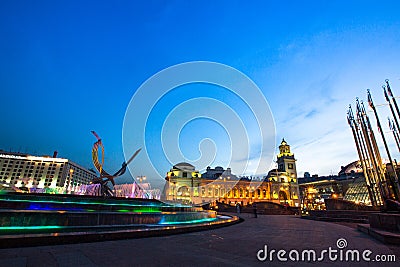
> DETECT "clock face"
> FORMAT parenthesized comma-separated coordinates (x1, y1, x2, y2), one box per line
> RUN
(288, 163, 293, 169)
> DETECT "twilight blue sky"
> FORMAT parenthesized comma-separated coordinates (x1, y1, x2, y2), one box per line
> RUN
(1, 1, 400, 186)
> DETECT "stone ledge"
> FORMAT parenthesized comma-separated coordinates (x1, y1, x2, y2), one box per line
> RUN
(358, 224, 400, 245)
(0, 214, 242, 249)
(301, 215, 368, 223)
(369, 213, 400, 232)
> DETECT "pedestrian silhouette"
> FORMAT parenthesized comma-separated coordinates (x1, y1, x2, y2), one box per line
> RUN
(253, 203, 257, 218)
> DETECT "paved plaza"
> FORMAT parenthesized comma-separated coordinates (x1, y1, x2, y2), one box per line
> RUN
(0, 214, 399, 267)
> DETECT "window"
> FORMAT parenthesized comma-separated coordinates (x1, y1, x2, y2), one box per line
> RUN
(182, 172, 187, 178)
(233, 188, 238, 198)
(208, 188, 212, 197)
(288, 163, 293, 169)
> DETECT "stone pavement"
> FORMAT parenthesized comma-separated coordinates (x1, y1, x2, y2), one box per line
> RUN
(0, 214, 399, 267)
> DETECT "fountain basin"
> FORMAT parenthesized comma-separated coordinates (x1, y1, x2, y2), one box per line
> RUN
(0, 193, 239, 247)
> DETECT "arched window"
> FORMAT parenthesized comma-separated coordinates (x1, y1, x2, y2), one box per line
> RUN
(208, 187, 213, 197)
(221, 189, 225, 197)
(177, 186, 189, 197)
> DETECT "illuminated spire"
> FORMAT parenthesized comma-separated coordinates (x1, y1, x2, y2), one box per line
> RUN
(278, 138, 293, 157)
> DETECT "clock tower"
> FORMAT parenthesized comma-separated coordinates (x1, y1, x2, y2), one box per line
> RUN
(277, 138, 297, 183)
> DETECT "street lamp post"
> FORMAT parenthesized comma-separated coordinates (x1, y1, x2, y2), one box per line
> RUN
(137, 175, 146, 183)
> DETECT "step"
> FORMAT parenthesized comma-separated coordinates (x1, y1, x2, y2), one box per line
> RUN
(358, 224, 400, 245)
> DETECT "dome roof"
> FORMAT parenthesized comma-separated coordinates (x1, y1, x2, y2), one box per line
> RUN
(338, 160, 363, 175)
(173, 162, 195, 171)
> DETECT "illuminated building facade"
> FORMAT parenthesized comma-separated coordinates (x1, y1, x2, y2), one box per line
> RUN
(165, 139, 301, 207)
(165, 162, 202, 202)
(299, 180, 342, 210)
(0, 151, 97, 192)
(298, 161, 373, 209)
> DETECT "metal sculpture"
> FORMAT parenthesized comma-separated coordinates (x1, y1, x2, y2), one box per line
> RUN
(91, 131, 141, 196)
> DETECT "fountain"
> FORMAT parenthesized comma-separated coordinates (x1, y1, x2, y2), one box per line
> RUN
(0, 132, 239, 248)
(0, 192, 239, 247)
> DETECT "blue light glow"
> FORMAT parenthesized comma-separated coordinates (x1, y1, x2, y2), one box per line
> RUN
(159, 217, 217, 225)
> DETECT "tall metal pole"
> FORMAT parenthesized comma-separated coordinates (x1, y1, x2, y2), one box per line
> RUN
(384, 80, 400, 200)
(388, 118, 400, 152)
(368, 90, 400, 201)
(355, 108, 377, 189)
(393, 121, 400, 151)
(357, 100, 386, 203)
(384, 85, 400, 151)
(386, 79, 400, 121)
(362, 99, 389, 202)
(362, 101, 384, 170)
(356, 119, 380, 205)
(348, 106, 377, 206)
(363, 96, 388, 202)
